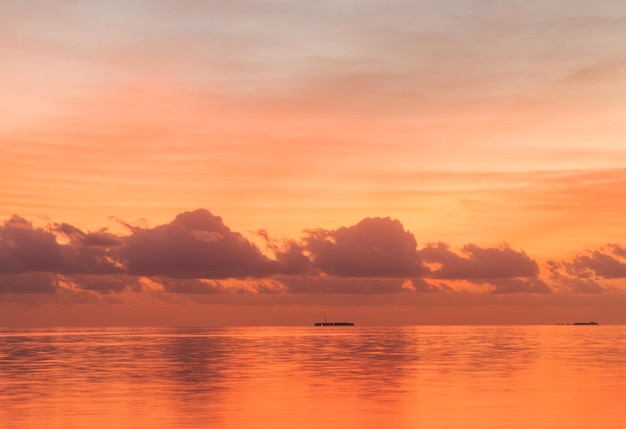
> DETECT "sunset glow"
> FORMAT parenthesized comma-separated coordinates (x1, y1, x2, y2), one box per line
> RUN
(2, 0, 626, 325)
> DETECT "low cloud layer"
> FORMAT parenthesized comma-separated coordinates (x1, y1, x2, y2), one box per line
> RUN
(0, 209, 624, 299)
(545, 245, 626, 294)
(563, 246, 626, 279)
(484, 277, 551, 294)
(420, 243, 539, 279)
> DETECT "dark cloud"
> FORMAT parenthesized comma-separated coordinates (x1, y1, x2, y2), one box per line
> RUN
(64, 246, 124, 275)
(274, 242, 312, 275)
(0, 216, 66, 274)
(0, 210, 303, 283)
(120, 209, 277, 278)
(256, 230, 313, 275)
(0, 273, 59, 293)
(563, 249, 626, 279)
(545, 250, 620, 294)
(420, 242, 539, 279)
(55, 223, 123, 248)
(608, 244, 626, 259)
(304, 217, 424, 277)
(3, 209, 625, 301)
(57, 232, 124, 275)
(0, 216, 122, 276)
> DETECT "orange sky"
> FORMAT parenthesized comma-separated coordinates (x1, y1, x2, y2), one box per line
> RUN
(2, 0, 626, 325)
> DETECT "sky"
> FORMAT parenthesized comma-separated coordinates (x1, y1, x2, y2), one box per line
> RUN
(2, 0, 626, 326)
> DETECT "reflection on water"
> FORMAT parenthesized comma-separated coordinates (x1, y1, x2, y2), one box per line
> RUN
(0, 326, 624, 428)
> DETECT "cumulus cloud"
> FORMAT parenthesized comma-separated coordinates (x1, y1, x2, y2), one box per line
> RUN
(4, 209, 626, 302)
(119, 209, 278, 279)
(0, 216, 124, 277)
(563, 248, 626, 279)
(420, 242, 539, 279)
(545, 247, 626, 294)
(0, 210, 310, 285)
(304, 217, 424, 277)
(0, 216, 66, 274)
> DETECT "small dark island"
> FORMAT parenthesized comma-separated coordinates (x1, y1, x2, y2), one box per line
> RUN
(314, 317, 354, 326)
(314, 322, 355, 326)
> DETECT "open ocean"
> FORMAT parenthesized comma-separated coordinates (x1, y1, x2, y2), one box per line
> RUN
(1, 325, 624, 428)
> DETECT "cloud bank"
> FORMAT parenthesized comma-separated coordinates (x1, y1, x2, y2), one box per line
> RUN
(0, 209, 624, 301)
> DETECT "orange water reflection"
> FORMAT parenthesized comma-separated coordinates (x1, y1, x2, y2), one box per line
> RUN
(0, 326, 624, 428)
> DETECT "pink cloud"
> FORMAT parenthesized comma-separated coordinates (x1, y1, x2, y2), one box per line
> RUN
(564, 248, 626, 279)
(608, 244, 626, 259)
(0, 215, 65, 274)
(544, 246, 626, 294)
(304, 217, 424, 277)
(0, 216, 121, 276)
(420, 242, 538, 279)
(3, 209, 626, 303)
(119, 209, 277, 279)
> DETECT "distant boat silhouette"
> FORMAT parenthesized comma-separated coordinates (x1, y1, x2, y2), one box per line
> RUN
(573, 321, 599, 325)
(314, 316, 354, 326)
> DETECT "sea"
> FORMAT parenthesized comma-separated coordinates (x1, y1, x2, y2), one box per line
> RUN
(0, 325, 624, 429)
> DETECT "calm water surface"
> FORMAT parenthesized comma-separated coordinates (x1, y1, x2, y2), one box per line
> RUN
(0, 326, 624, 428)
